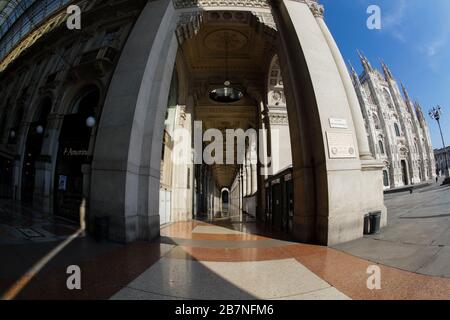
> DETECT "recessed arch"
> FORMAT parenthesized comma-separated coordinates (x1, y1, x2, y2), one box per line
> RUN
(373, 113, 381, 130)
(87, 0, 385, 245)
(53, 85, 102, 224)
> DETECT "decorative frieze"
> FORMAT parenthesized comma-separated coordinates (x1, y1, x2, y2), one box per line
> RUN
(176, 10, 277, 45)
(288, 0, 324, 18)
(173, 0, 324, 19)
(176, 12, 203, 44)
(268, 112, 289, 125)
(173, 0, 270, 9)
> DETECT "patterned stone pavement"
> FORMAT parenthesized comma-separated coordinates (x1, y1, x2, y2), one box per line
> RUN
(335, 182, 450, 279)
(0, 203, 449, 300)
(0, 200, 80, 245)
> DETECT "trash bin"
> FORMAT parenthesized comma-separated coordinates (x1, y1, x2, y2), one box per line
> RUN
(363, 213, 371, 235)
(94, 216, 109, 242)
(369, 211, 382, 235)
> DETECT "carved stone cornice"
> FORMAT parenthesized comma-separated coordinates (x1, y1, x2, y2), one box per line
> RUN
(173, 0, 270, 9)
(293, 0, 324, 18)
(176, 12, 203, 45)
(268, 112, 289, 125)
(272, 0, 324, 18)
(175, 10, 277, 44)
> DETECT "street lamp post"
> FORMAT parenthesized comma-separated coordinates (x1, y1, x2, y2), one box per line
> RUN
(429, 106, 449, 177)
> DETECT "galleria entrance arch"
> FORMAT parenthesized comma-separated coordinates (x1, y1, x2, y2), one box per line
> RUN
(90, 0, 386, 245)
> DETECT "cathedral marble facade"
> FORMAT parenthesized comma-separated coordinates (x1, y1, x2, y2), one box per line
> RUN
(350, 55, 436, 189)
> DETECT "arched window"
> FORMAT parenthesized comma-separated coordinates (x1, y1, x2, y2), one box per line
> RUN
(72, 88, 99, 116)
(383, 170, 389, 187)
(414, 141, 419, 153)
(378, 140, 385, 155)
(394, 123, 401, 137)
(384, 88, 394, 109)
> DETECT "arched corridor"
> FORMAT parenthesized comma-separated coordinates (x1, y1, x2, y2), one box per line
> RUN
(101, 0, 387, 246)
(0, 0, 387, 247)
(0, 0, 449, 303)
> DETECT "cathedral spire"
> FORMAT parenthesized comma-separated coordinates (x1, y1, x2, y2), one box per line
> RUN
(347, 60, 360, 84)
(401, 83, 411, 103)
(401, 83, 416, 115)
(357, 50, 373, 73)
(348, 60, 356, 75)
(415, 101, 425, 122)
(380, 59, 393, 80)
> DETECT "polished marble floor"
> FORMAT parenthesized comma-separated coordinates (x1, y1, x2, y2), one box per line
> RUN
(0, 203, 449, 300)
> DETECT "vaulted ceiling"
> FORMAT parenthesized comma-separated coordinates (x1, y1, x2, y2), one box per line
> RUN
(180, 10, 276, 188)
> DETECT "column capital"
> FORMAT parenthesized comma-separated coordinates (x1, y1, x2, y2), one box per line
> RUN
(305, 0, 325, 18)
(284, 0, 325, 18)
(271, 0, 325, 18)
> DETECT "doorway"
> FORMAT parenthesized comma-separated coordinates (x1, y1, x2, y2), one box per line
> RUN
(222, 189, 229, 217)
(54, 88, 99, 223)
(401, 160, 409, 186)
(159, 188, 171, 225)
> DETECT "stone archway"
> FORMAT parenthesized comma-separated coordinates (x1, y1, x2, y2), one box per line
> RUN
(91, 0, 385, 245)
(221, 188, 230, 217)
(54, 86, 101, 225)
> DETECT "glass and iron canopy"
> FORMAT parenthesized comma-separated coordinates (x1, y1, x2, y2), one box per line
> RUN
(0, 0, 71, 61)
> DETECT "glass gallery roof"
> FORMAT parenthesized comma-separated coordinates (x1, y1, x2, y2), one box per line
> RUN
(0, 0, 71, 63)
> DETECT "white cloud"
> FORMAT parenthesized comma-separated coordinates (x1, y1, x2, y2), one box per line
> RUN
(382, 0, 407, 29)
(379, 0, 409, 42)
(427, 38, 447, 57)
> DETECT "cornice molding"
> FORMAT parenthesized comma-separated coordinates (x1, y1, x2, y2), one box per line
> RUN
(271, 0, 324, 18)
(173, 0, 324, 18)
(173, 0, 270, 9)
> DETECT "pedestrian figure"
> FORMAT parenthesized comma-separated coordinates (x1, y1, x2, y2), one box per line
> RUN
(436, 176, 439, 183)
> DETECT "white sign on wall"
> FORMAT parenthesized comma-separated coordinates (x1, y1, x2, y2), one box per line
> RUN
(329, 118, 348, 129)
(326, 131, 357, 159)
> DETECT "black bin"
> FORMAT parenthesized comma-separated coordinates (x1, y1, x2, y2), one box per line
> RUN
(369, 211, 382, 235)
(94, 216, 109, 242)
(363, 213, 370, 235)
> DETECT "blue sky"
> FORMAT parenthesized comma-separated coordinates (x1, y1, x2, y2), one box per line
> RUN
(321, 0, 450, 149)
